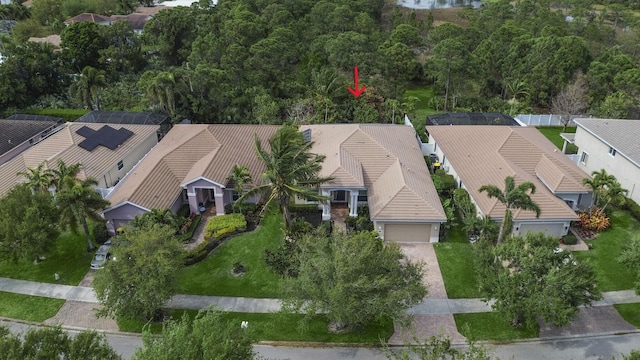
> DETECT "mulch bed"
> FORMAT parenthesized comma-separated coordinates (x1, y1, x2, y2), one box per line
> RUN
(571, 226, 597, 241)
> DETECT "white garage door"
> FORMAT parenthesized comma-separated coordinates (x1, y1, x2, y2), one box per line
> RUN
(384, 223, 431, 243)
(519, 223, 564, 238)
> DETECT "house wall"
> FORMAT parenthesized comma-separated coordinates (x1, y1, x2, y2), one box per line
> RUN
(556, 193, 591, 211)
(574, 127, 640, 205)
(98, 131, 158, 188)
(374, 220, 441, 243)
(103, 203, 148, 235)
(513, 220, 570, 238)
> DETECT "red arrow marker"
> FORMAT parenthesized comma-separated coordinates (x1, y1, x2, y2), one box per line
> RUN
(348, 66, 366, 98)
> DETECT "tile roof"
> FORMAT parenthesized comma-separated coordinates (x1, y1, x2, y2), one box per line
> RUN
(303, 124, 446, 222)
(106, 125, 281, 211)
(0, 119, 60, 155)
(427, 126, 588, 221)
(574, 118, 640, 168)
(0, 123, 159, 197)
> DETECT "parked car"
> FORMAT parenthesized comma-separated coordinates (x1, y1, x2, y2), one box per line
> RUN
(90, 241, 112, 269)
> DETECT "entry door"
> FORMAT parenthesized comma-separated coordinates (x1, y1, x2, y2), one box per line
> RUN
(333, 190, 346, 202)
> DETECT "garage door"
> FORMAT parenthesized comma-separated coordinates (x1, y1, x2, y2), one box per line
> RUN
(384, 223, 431, 243)
(519, 223, 564, 238)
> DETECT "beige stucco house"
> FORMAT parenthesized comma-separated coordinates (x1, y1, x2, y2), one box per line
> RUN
(102, 124, 446, 242)
(571, 118, 640, 205)
(0, 122, 159, 198)
(427, 125, 592, 238)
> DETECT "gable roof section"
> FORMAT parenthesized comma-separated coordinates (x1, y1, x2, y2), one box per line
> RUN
(303, 124, 446, 222)
(574, 118, 640, 168)
(106, 124, 280, 211)
(0, 119, 60, 155)
(0, 123, 159, 197)
(427, 126, 587, 221)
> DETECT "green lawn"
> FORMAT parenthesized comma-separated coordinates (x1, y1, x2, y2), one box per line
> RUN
(119, 310, 394, 343)
(177, 211, 284, 298)
(574, 210, 640, 291)
(614, 303, 640, 328)
(455, 312, 539, 341)
(405, 86, 438, 141)
(434, 227, 482, 299)
(0, 291, 65, 322)
(0, 232, 93, 285)
(536, 126, 578, 154)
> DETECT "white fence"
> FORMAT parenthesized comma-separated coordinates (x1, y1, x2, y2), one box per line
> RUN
(515, 114, 577, 127)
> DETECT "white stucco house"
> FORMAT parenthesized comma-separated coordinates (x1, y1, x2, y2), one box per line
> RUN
(427, 125, 593, 238)
(570, 118, 640, 205)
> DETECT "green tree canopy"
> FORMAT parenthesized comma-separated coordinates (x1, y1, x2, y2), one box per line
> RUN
(282, 230, 426, 331)
(93, 222, 184, 321)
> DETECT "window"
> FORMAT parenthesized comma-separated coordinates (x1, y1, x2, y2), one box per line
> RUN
(117, 160, 124, 170)
(608, 147, 617, 157)
(357, 190, 368, 202)
(232, 190, 240, 201)
(181, 189, 188, 202)
(580, 151, 589, 165)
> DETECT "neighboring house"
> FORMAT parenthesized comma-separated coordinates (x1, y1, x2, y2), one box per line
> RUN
(0, 122, 159, 198)
(28, 34, 62, 48)
(427, 126, 592, 238)
(0, 116, 63, 165)
(64, 12, 152, 34)
(75, 111, 171, 140)
(572, 118, 640, 205)
(103, 124, 447, 242)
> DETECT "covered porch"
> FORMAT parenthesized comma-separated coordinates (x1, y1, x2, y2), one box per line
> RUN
(181, 177, 226, 216)
(320, 188, 366, 221)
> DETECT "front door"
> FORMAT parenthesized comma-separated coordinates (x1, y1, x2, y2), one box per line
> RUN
(333, 190, 346, 202)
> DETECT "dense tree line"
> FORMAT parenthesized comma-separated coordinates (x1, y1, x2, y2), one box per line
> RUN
(1, 0, 640, 122)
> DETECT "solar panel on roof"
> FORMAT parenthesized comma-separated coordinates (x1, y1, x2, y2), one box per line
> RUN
(76, 125, 134, 151)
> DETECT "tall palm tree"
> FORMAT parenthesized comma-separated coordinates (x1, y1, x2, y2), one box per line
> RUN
(582, 169, 617, 208)
(50, 159, 82, 192)
(17, 162, 53, 193)
(238, 125, 333, 230)
(78, 66, 107, 111)
(229, 164, 252, 195)
(56, 178, 110, 251)
(479, 176, 541, 244)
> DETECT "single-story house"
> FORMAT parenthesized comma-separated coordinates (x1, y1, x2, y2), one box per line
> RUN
(64, 12, 152, 34)
(102, 124, 447, 242)
(570, 118, 640, 205)
(0, 116, 63, 165)
(0, 122, 159, 198)
(427, 125, 592, 238)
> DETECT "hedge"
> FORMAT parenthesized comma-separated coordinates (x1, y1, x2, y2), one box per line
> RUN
(623, 198, 640, 222)
(176, 214, 202, 244)
(204, 214, 246, 240)
(289, 204, 320, 213)
(184, 217, 245, 266)
(21, 109, 90, 122)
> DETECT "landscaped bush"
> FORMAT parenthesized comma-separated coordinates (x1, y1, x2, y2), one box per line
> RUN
(345, 206, 373, 233)
(289, 204, 320, 213)
(204, 214, 247, 241)
(265, 236, 300, 278)
(224, 203, 261, 223)
(623, 198, 640, 222)
(92, 221, 110, 245)
(176, 214, 201, 244)
(561, 232, 578, 245)
(577, 210, 611, 232)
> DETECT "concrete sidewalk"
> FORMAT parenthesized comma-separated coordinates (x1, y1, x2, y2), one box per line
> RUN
(1, 277, 639, 314)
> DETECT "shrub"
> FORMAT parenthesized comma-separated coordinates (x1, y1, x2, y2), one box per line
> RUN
(92, 221, 110, 244)
(265, 236, 300, 278)
(176, 214, 201, 244)
(288, 217, 314, 237)
(204, 214, 247, 240)
(289, 203, 320, 213)
(578, 210, 611, 232)
(623, 198, 640, 222)
(561, 232, 578, 245)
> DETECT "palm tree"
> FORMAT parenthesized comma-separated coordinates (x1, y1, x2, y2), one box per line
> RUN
(582, 169, 617, 209)
(229, 164, 252, 195)
(239, 125, 333, 230)
(17, 162, 53, 193)
(479, 176, 541, 244)
(78, 66, 107, 110)
(56, 178, 110, 251)
(310, 68, 340, 123)
(600, 181, 628, 215)
(50, 159, 82, 192)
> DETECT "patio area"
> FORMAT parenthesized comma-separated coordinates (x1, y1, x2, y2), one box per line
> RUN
(330, 203, 349, 233)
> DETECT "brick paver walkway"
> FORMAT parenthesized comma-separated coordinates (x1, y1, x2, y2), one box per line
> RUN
(539, 306, 637, 338)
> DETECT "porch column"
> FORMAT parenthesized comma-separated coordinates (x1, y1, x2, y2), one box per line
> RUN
(349, 190, 358, 217)
(322, 190, 331, 221)
(562, 140, 568, 154)
(187, 191, 198, 215)
(215, 191, 225, 216)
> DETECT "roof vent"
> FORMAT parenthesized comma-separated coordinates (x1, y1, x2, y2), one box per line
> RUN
(302, 128, 311, 143)
(76, 125, 133, 151)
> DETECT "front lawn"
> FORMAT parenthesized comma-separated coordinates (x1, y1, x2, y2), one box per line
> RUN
(536, 126, 578, 154)
(455, 312, 539, 341)
(0, 291, 65, 322)
(574, 210, 640, 291)
(614, 303, 640, 328)
(119, 310, 394, 343)
(434, 227, 481, 299)
(177, 211, 284, 298)
(0, 232, 92, 285)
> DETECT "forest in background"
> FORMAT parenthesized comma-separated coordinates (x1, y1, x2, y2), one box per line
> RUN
(1, 0, 640, 124)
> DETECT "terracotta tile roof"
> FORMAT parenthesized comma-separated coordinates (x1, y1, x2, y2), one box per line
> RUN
(106, 125, 280, 211)
(574, 118, 640, 168)
(0, 123, 159, 197)
(303, 124, 446, 222)
(0, 119, 60, 155)
(427, 126, 588, 221)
